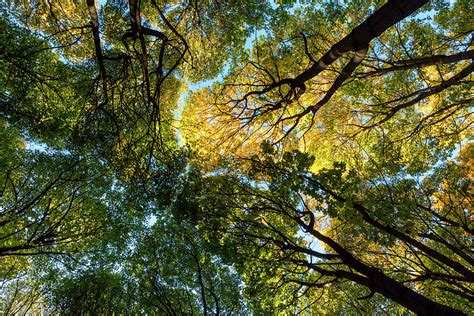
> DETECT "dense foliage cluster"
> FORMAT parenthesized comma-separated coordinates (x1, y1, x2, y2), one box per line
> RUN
(0, 0, 472, 314)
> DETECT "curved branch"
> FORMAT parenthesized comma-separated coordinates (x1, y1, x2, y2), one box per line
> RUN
(357, 50, 474, 78)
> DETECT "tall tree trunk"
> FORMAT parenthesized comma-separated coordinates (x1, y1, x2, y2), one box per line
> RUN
(294, 215, 466, 315)
(296, 0, 429, 83)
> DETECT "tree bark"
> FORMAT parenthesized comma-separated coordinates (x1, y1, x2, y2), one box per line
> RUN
(86, 0, 107, 95)
(295, 0, 429, 84)
(296, 217, 467, 315)
(305, 176, 474, 281)
(193, 252, 208, 316)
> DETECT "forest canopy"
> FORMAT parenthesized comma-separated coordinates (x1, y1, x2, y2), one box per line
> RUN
(0, 0, 472, 314)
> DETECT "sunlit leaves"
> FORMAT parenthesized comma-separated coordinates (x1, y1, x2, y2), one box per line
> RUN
(0, 0, 472, 314)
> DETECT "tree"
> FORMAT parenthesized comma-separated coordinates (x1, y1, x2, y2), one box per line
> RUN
(48, 269, 131, 315)
(0, 121, 103, 261)
(172, 145, 471, 314)
(0, 0, 472, 314)
(124, 218, 247, 315)
(182, 0, 471, 166)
